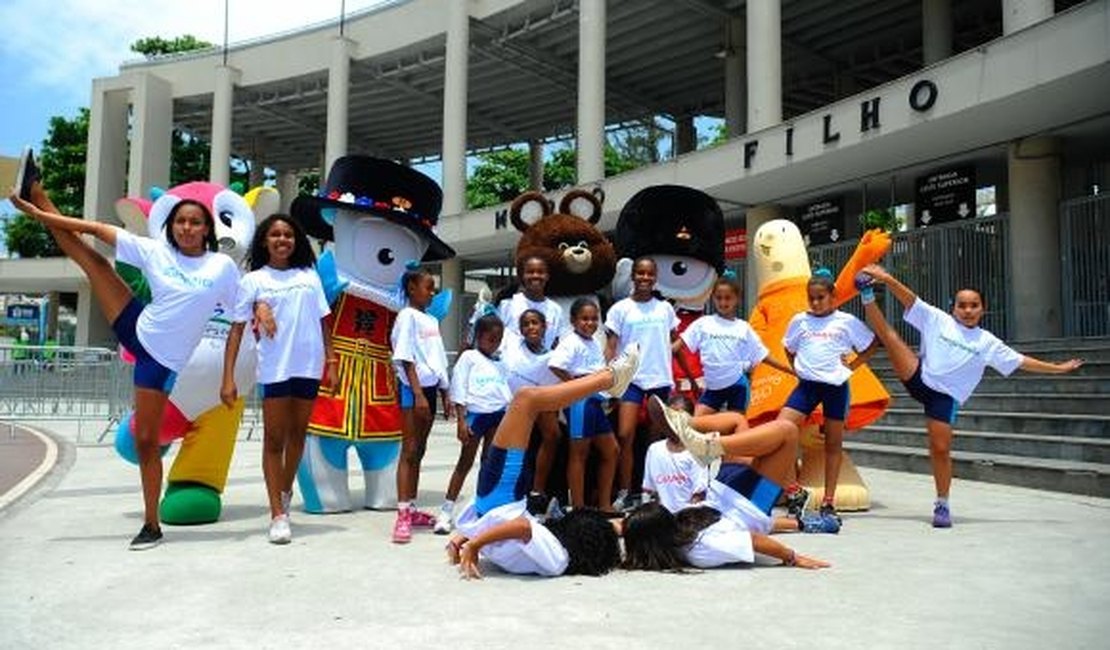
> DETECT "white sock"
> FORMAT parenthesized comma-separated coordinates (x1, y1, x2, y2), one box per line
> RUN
(441, 500, 455, 512)
(397, 501, 411, 512)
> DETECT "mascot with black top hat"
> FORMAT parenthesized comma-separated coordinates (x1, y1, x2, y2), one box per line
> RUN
(290, 156, 455, 513)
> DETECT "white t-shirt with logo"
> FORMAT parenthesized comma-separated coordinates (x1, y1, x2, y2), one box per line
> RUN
(604, 297, 679, 390)
(454, 499, 569, 577)
(548, 331, 606, 377)
(391, 306, 450, 389)
(905, 298, 1024, 404)
(114, 228, 240, 372)
(783, 310, 875, 385)
(680, 315, 769, 389)
(498, 293, 564, 351)
(642, 439, 707, 513)
(451, 349, 512, 414)
(500, 334, 559, 392)
(233, 266, 330, 385)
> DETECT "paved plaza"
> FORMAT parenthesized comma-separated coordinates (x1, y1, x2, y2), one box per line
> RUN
(1, 419, 1108, 650)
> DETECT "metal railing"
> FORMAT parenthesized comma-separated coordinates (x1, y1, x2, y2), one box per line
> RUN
(1061, 194, 1110, 337)
(809, 214, 1011, 344)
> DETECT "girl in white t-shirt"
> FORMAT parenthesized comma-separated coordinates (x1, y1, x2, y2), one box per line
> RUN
(779, 269, 878, 522)
(674, 276, 793, 416)
(220, 214, 335, 545)
(12, 177, 238, 551)
(497, 255, 565, 350)
(390, 268, 451, 543)
(549, 299, 620, 512)
(435, 315, 513, 534)
(605, 257, 694, 510)
(858, 264, 1083, 528)
(446, 347, 640, 579)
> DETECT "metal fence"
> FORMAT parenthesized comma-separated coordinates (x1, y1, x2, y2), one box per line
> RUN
(1061, 194, 1110, 337)
(809, 214, 1011, 344)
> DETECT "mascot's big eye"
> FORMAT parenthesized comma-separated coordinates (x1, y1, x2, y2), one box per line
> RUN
(218, 210, 234, 228)
(336, 213, 426, 287)
(671, 260, 688, 276)
(653, 254, 715, 297)
(558, 242, 570, 251)
(378, 248, 395, 265)
(576, 241, 588, 249)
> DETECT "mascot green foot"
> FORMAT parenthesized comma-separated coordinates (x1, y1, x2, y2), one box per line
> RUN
(160, 482, 222, 525)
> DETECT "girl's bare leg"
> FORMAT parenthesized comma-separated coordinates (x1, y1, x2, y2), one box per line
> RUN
(926, 419, 954, 498)
(594, 434, 620, 512)
(531, 411, 561, 494)
(615, 401, 640, 493)
(493, 370, 616, 449)
(445, 438, 482, 502)
(262, 397, 290, 518)
(567, 441, 590, 508)
(283, 398, 315, 495)
(863, 301, 919, 382)
(823, 420, 845, 501)
(133, 388, 169, 527)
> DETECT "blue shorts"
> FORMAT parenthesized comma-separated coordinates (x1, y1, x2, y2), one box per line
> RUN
(620, 383, 671, 405)
(112, 298, 177, 393)
(903, 363, 960, 425)
(699, 376, 751, 412)
(715, 462, 782, 516)
(261, 377, 320, 400)
(465, 410, 505, 439)
(784, 379, 850, 421)
(564, 396, 612, 440)
(400, 384, 439, 416)
(475, 447, 530, 516)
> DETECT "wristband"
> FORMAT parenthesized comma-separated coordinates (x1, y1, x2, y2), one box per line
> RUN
(784, 549, 797, 566)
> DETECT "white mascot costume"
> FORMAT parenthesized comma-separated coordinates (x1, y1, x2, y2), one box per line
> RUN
(290, 156, 455, 512)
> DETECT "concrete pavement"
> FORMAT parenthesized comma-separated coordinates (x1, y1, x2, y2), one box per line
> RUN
(1, 419, 1108, 650)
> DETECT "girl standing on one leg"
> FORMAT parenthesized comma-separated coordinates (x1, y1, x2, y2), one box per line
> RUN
(778, 268, 878, 523)
(11, 179, 239, 550)
(220, 214, 335, 545)
(857, 264, 1083, 528)
(674, 276, 793, 417)
(605, 257, 694, 511)
(435, 315, 513, 535)
(391, 269, 451, 543)
(446, 346, 640, 579)
(549, 299, 621, 512)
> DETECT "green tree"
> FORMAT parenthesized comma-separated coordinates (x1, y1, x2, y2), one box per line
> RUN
(130, 35, 214, 58)
(2, 213, 60, 258)
(39, 108, 90, 218)
(466, 148, 531, 209)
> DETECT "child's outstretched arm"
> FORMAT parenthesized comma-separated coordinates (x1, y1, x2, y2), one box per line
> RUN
(861, 264, 917, 310)
(1018, 355, 1084, 374)
(9, 193, 118, 246)
(752, 533, 829, 569)
(455, 517, 533, 580)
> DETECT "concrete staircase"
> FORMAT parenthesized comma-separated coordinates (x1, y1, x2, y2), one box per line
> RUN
(846, 337, 1110, 497)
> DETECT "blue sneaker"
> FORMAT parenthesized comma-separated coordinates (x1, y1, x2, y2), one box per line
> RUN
(799, 512, 840, 534)
(819, 502, 843, 525)
(932, 501, 952, 528)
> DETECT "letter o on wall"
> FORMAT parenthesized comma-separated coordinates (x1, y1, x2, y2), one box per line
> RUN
(909, 80, 938, 112)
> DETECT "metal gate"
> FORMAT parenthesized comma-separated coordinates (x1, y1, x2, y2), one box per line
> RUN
(1061, 194, 1110, 336)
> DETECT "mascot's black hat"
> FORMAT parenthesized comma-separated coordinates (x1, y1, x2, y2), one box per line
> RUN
(291, 155, 455, 262)
(616, 185, 725, 272)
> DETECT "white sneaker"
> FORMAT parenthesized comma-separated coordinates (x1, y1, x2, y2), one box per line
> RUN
(268, 515, 292, 545)
(647, 395, 723, 465)
(607, 343, 641, 398)
(433, 507, 453, 535)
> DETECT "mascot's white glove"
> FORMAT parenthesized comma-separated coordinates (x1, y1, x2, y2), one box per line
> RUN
(611, 257, 634, 300)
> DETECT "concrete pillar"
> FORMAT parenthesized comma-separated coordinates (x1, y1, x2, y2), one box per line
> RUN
(1002, 0, 1053, 34)
(922, 0, 952, 65)
(744, 204, 787, 313)
(75, 286, 113, 348)
(326, 37, 354, 173)
(83, 80, 130, 220)
(210, 65, 240, 186)
(674, 116, 696, 156)
(127, 73, 172, 198)
(724, 17, 746, 138)
(529, 140, 544, 191)
(577, 0, 606, 184)
(440, 258, 464, 353)
(441, 1, 469, 215)
(1007, 136, 1062, 339)
(277, 171, 299, 214)
(747, 0, 782, 131)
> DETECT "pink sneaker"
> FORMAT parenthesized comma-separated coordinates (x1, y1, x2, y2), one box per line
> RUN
(409, 508, 436, 528)
(391, 509, 412, 544)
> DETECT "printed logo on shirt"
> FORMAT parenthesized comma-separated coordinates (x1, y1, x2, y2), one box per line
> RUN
(628, 316, 667, 331)
(938, 333, 979, 355)
(164, 266, 215, 289)
(472, 374, 507, 388)
(654, 472, 692, 486)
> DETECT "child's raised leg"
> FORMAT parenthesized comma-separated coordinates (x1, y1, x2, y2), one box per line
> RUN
(862, 299, 918, 382)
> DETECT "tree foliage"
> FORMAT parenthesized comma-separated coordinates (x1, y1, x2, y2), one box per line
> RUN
(3, 214, 60, 258)
(130, 35, 214, 58)
(39, 108, 90, 218)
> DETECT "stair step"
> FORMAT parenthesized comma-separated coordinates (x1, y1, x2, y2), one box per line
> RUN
(854, 425, 1110, 464)
(867, 359, 1110, 378)
(888, 393, 1110, 416)
(870, 374, 1110, 394)
(845, 441, 1110, 497)
(875, 408, 1110, 437)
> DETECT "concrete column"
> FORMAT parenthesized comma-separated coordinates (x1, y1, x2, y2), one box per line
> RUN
(127, 73, 172, 198)
(1007, 136, 1062, 339)
(1002, 0, 1053, 34)
(277, 171, 299, 213)
(75, 286, 113, 347)
(326, 37, 354, 173)
(922, 0, 952, 65)
(440, 258, 464, 353)
(674, 116, 696, 156)
(724, 17, 746, 138)
(441, 1, 469, 215)
(576, 0, 606, 184)
(747, 0, 782, 131)
(83, 80, 130, 220)
(210, 65, 240, 186)
(744, 204, 787, 313)
(529, 140, 544, 191)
